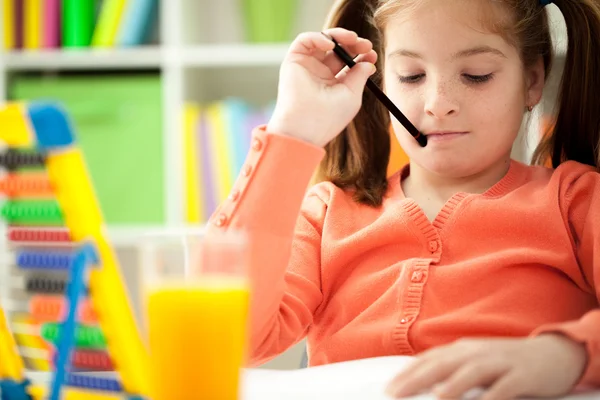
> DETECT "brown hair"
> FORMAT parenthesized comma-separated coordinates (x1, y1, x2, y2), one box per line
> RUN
(317, 0, 600, 207)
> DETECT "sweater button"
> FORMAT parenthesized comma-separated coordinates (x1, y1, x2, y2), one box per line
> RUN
(428, 241, 439, 252)
(411, 271, 424, 283)
(251, 138, 263, 152)
(213, 213, 228, 227)
(242, 165, 253, 177)
(229, 190, 240, 202)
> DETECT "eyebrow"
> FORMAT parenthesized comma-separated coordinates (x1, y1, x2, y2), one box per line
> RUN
(388, 45, 507, 60)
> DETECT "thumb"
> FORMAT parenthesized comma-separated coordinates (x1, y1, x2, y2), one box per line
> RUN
(339, 62, 377, 94)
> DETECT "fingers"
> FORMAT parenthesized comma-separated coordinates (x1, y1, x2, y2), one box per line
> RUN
(385, 357, 460, 398)
(480, 373, 523, 400)
(290, 31, 335, 59)
(434, 361, 509, 399)
(290, 28, 376, 76)
(321, 31, 375, 73)
(333, 50, 378, 79)
(337, 61, 377, 94)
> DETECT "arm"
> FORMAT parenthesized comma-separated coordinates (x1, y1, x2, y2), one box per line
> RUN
(531, 163, 600, 387)
(206, 126, 327, 366)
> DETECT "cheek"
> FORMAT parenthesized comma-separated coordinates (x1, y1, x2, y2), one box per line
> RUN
(477, 86, 525, 134)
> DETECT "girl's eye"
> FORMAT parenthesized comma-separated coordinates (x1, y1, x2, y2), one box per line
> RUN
(397, 73, 494, 84)
(397, 74, 425, 84)
(463, 73, 494, 84)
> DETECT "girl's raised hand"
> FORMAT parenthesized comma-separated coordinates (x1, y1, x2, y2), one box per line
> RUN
(267, 28, 377, 148)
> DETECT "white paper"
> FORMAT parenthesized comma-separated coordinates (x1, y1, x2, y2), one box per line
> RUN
(241, 356, 600, 400)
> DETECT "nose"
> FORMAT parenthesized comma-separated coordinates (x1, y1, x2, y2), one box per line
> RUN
(423, 78, 459, 118)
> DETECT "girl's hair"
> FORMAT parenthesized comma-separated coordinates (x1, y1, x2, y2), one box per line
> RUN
(317, 0, 600, 207)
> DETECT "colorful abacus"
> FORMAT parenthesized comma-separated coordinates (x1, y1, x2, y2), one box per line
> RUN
(0, 103, 150, 400)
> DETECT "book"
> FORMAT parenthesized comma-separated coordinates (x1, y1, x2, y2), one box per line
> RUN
(43, 0, 60, 48)
(3, 0, 15, 49)
(183, 104, 203, 224)
(198, 107, 218, 218)
(116, 0, 157, 46)
(205, 102, 234, 205)
(15, 0, 24, 48)
(91, 0, 127, 47)
(24, 0, 41, 50)
(224, 98, 251, 180)
(61, 0, 95, 47)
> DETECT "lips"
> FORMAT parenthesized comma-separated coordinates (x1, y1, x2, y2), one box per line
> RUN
(424, 131, 469, 142)
(426, 131, 468, 136)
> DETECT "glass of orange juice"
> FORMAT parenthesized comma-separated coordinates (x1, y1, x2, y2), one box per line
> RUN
(139, 228, 250, 400)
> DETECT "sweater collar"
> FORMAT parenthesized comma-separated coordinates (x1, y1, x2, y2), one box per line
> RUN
(387, 159, 525, 200)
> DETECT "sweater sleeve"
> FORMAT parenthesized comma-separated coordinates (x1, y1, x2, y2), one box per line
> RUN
(205, 125, 328, 366)
(531, 163, 600, 387)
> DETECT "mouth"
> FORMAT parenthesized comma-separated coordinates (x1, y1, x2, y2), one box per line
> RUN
(425, 131, 469, 141)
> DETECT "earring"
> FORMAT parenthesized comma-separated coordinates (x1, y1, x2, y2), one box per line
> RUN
(527, 105, 534, 112)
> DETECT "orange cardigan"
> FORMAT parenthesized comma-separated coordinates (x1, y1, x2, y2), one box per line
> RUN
(208, 126, 600, 386)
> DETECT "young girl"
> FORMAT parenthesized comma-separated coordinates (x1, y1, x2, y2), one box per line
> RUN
(208, 0, 600, 398)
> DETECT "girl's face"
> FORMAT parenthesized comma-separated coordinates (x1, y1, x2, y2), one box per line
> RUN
(383, 0, 544, 178)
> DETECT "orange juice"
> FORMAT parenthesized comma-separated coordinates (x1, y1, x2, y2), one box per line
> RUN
(147, 278, 249, 400)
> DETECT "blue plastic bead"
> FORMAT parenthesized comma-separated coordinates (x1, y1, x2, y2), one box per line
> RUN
(0, 379, 32, 400)
(27, 103, 75, 150)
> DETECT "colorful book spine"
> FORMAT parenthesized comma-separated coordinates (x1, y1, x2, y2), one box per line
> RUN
(3, 0, 15, 49)
(43, 0, 60, 48)
(183, 104, 203, 224)
(91, 0, 127, 47)
(222, 100, 239, 184)
(116, 0, 157, 47)
(225, 98, 250, 179)
(24, 0, 42, 50)
(198, 111, 218, 218)
(206, 103, 235, 204)
(15, 0, 24, 48)
(61, 0, 95, 47)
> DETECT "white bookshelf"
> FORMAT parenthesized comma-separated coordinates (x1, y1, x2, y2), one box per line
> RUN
(0, 0, 334, 236)
(1, 46, 163, 69)
(0, 1, 567, 237)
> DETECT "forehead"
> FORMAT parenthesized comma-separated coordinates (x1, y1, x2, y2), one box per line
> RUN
(383, 0, 516, 59)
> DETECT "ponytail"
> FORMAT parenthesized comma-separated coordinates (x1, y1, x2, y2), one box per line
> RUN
(532, 0, 600, 170)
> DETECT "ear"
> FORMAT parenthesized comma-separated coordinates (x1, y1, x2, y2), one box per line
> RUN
(525, 57, 546, 107)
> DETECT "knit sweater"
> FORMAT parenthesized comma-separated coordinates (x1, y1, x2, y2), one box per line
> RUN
(207, 126, 600, 386)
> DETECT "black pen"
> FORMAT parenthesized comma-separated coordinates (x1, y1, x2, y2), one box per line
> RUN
(321, 32, 427, 147)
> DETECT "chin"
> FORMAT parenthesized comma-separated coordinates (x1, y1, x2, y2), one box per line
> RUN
(417, 156, 481, 179)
